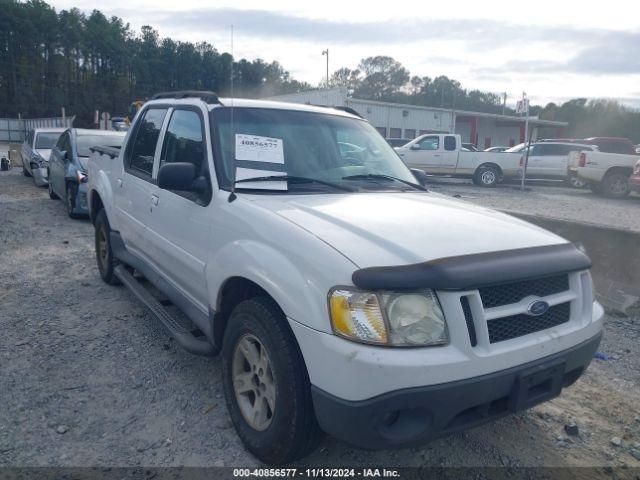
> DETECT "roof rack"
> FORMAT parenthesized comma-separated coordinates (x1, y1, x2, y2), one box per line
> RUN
(311, 104, 364, 119)
(332, 106, 363, 118)
(150, 90, 222, 104)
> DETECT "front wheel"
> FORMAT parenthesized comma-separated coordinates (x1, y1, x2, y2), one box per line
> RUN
(473, 165, 500, 187)
(94, 209, 120, 285)
(222, 297, 321, 464)
(568, 176, 586, 189)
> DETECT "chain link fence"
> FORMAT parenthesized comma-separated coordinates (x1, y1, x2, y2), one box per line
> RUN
(0, 116, 75, 143)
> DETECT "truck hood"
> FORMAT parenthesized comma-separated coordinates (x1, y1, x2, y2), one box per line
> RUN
(253, 192, 567, 268)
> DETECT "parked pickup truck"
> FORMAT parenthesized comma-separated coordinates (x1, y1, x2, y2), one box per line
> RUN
(88, 91, 603, 464)
(569, 150, 639, 197)
(395, 134, 521, 186)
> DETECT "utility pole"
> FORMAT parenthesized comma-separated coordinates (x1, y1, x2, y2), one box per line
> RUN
(518, 91, 531, 192)
(322, 49, 329, 87)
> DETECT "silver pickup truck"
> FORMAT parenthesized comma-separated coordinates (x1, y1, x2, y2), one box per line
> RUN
(395, 133, 521, 187)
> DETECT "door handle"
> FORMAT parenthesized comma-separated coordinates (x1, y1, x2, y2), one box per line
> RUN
(151, 195, 159, 206)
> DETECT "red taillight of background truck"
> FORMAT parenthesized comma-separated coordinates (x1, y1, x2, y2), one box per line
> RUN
(578, 152, 586, 167)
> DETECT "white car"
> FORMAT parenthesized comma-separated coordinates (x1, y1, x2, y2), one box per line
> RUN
(396, 134, 522, 187)
(506, 141, 598, 188)
(20, 128, 66, 186)
(88, 92, 603, 464)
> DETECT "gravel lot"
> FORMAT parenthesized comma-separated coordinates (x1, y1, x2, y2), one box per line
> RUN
(428, 178, 640, 233)
(1, 166, 639, 470)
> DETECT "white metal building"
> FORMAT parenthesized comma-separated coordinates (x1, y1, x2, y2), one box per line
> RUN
(267, 88, 567, 149)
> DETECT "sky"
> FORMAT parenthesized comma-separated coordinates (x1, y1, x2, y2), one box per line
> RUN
(49, 0, 640, 108)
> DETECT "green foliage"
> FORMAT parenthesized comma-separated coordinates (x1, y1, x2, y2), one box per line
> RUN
(329, 56, 639, 142)
(1, 1, 638, 142)
(541, 99, 640, 142)
(0, 0, 309, 125)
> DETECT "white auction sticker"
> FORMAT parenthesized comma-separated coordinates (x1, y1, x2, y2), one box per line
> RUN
(235, 134, 284, 164)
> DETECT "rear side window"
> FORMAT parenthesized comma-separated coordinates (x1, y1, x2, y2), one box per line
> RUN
(444, 136, 457, 151)
(535, 144, 563, 156)
(126, 108, 168, 177)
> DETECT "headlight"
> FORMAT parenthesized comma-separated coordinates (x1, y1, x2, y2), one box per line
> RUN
(329, 288, 448, 347)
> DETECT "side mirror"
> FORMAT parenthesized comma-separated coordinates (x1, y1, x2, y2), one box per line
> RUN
(158, 162, 196, 191)
(411, 168, 429, 187)
(410, 143, 421, 150)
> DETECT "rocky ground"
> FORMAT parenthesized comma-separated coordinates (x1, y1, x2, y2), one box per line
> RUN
(1, 166, 639, 471)
(428, 177, 640, 233)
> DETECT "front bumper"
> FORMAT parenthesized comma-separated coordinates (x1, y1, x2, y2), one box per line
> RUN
(312, 332, 601, 449)
(33, 166, 48, 186)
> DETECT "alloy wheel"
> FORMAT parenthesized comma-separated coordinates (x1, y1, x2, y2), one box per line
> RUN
(232, 334, 276, 431)
(481, 170, 496, 185)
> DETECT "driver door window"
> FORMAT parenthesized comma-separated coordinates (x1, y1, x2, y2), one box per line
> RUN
(418, 136, 440, 150)
(159, 109, 208, 202)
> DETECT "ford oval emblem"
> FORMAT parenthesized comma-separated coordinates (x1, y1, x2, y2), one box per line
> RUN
(527, 300, 550, 316)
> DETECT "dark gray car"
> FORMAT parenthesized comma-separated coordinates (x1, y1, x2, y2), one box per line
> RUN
(48, 129, 126, 218)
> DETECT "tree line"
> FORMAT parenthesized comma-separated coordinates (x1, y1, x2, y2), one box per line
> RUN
(0, 0, 309, 125)
(328, 56, 640, 142)
(1, 0, 639, 141)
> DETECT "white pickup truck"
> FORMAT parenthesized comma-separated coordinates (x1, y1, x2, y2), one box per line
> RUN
(569, 150, 639, 197)
(395, 133, 521, 187)
(88, 92, 603, 464)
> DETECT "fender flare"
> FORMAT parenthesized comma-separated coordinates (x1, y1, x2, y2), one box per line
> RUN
(207, 239, 331, 331)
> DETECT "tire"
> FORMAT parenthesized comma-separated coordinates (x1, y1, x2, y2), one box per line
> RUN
(601, 172, 631, 198)
(222, 297, 321, 464)
(48, 172, 59, 199)
(473, 165, 500, 187)
(567, 176, 586, 189)
(66, 182, 80, 218)
(94, 209, 120, 285)
(588, 182, 602, 194)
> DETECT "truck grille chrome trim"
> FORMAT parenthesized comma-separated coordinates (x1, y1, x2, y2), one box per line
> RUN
(440, 271, 584, 348)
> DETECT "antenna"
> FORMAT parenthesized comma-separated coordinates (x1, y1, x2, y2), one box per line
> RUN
(228, 24, 237, 202)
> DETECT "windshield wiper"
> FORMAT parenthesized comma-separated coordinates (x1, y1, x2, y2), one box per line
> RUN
(229, 175, 355, 202)
(341, 174, 426, 191)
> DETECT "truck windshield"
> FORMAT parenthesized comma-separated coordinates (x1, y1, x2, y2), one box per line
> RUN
(35, 132, 61, 149)
(210, 107, 417, 191)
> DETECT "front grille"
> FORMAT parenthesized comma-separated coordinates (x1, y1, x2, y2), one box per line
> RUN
(487, 302, 571, 343)
(479, 274, 569, 309)
(460, 296, 477, 346)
